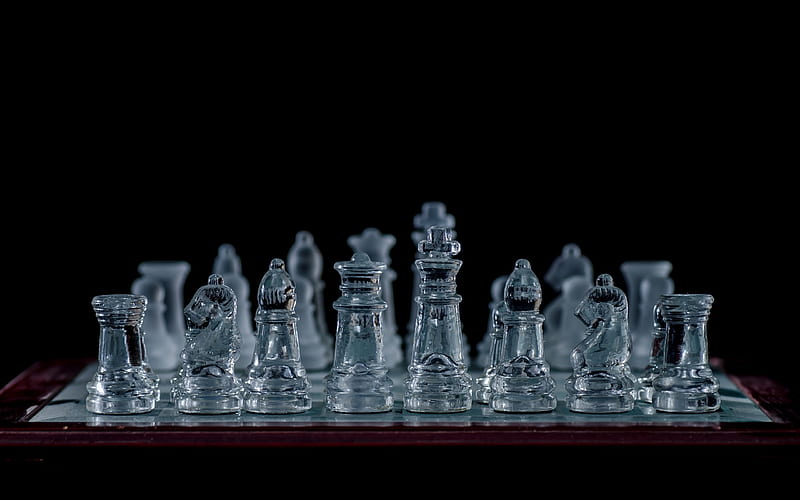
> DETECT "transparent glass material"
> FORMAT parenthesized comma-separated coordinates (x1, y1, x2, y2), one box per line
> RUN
(475, 275, 508, 370)
(324, 252, 394, 413)
(348, 228, 403, 369)
(404, 226, 472, 413)
(543, 244, 594, 371)
(171, 274, 243, 414)
(565, 274, 636, 413)
(213, 244, 255, 373)
(405, 202, 457, 363)
(637, 303, 666, 402)
(287, 231, 333, 370)
(244, 259, 311, 414)
(131, 277, 180, 371)
(620, 261, 674, 371)
(652, 294, 720, 413)
(490, 259, 556, 413)
(86, 294, 157, 414)
(474, 301, 506, 404)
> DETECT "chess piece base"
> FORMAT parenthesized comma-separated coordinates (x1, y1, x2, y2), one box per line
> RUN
(325, 392, 394, 413)
(404, 372, 472, 413)
(244, 392, 312, 414)
(86, 395, 155, 415)
(473, 376, 493, 404)
(653, 390, 720, 413)
(566, 393, 635, 413)
(174, 394, 243, 414)
(637, 385, 655, 403)
(490, 393, 557, 413)
(403, 392, 472, 413)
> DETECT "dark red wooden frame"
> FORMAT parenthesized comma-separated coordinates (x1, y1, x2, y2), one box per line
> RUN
(1, 358, 798, 451)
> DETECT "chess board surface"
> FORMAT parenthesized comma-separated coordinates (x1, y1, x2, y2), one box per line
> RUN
(29, 363, 771, 425)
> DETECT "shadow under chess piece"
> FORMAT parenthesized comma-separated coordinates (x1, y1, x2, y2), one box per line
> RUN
(244, 259, 311, 414)
(171, 274, 243, 414)
(565, 274, 636, 413)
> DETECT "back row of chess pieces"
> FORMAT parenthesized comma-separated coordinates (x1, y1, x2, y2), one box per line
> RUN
(86, 204, 719, 416)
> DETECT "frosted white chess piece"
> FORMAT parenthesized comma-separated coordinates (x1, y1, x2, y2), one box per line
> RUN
(131, 276, 180, 371)
(294, 275, 332, 371)
(287, 231, 333, 368)
(136, 261, 190, 348)
(213, 244, 255, 372)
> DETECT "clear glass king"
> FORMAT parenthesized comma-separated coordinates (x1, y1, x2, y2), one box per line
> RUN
(404, 226, 472, 413)
(244, 258, 311, 414)
(324, 252, 394, 413)
(490, 259, 556, 412)
(171, 274, 243, 414)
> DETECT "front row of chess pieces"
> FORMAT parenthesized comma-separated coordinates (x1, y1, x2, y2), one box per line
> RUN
(86, 226, 719, 415)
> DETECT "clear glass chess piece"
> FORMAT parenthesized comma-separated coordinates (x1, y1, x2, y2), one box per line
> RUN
(348, 228, 403, 370)
(137, 260, 190, 347)
(475, 275, 508, 370)
(244, 259, 311, 414)
(132, 276, 180, 371)
(490, 259, 556, 413)
(637, 302, 667, 402)
(404, 226, 472, 413)
(543, 244, 593, 371)
(171, 274, 243, 414)
(565, 274, 636, 413)
(324, 252, 394, 413)
(652, 294, 720, 413)
(474, 301, 506, 404)
(405, 202, 457, 363)
(620, 261, 674, 371)
(213, 244, 255, 373)
(287, 231, 333, 369)
(86, 294, 157, 414)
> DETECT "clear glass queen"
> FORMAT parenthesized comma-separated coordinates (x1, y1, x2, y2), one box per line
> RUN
(86, 294, 158, 414)
(652, 294, 720, 413)
(404, 226, 472, 413)
(490, 259, 557, 412)
(324, 252, 394, 413)
(244, 259, 311, 414)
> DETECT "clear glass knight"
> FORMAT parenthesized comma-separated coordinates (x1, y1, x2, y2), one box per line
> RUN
(565, 273, 636, 413)
(490, 259, 556, 413)
(404, 226, 472, 413)
(324, 252, 394, 413)
(171, 274, 243, 414)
